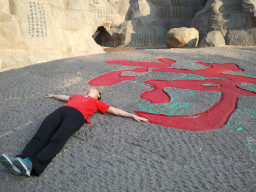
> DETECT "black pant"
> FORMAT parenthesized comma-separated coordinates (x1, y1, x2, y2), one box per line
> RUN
(18, 106, 85, 176)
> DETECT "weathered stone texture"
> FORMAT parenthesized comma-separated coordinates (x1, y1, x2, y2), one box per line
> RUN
(226, 28, 256, 46)
(118, 0, 206, 47)
(0, 0, 208, 69)
(0, 0, 118, 69)
(191, 0, 256, 46)
(199, 31, 226, 47)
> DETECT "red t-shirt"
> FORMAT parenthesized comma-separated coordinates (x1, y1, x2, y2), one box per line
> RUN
(63, 95, 110, 123)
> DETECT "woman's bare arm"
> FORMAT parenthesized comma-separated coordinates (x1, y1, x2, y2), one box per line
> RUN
(106, 107, 148, 122)
(45, 94, 70, 102)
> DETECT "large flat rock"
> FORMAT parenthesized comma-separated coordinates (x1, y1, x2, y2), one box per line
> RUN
(0, 47, 256, 191)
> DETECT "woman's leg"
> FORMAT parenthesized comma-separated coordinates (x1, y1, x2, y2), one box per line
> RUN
(18, 107, 64, 159)
(29, 107, 85, 176)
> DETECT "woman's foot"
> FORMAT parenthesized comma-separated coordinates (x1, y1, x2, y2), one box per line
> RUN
(0, 154, 22, 175)
(13, 157, 32, 176)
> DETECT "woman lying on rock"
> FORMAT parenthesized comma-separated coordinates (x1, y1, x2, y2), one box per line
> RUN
(0, 88, 148, 176)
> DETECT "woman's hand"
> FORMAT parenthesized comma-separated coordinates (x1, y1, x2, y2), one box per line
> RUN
(132, 115, 149, 122)
(45, 94, 55, 98)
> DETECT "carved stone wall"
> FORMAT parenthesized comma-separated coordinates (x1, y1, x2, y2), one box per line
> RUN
(191, 0, 256, 43)
(114, 0, 206, 47)
(0, 0, 124, 69)
(0, 0, 255, 69)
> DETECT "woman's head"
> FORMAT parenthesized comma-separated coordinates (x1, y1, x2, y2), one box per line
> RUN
(87, 88, 101, 100)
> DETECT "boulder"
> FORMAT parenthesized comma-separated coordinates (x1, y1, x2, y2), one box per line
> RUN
(165, 27, 199, 48)
(199, 31, 225, 47)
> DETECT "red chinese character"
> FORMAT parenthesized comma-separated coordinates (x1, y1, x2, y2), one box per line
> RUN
(89, 59, 256, 131)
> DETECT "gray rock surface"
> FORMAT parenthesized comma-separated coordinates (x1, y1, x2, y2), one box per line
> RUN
(191, 0, 256, 40)
(199, 31, 226, 47)
(1, 47, 256, 191)
(113, 0, 206, 48)
(226, 28, 256, 46)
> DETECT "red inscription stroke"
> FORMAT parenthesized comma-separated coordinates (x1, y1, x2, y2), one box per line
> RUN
(89, 58, 175, 86)
(89, 59, 256, 131)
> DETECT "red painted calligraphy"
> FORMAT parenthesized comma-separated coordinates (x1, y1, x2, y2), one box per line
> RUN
(88, 58, 175, 86)
(89, 59, 256, 131)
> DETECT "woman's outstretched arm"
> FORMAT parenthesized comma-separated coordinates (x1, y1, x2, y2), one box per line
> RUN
(106, 107, 148, 122)
(45, 94, 70, 102)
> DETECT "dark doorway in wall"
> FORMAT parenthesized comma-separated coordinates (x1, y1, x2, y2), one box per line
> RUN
(92, 26, 123, 47)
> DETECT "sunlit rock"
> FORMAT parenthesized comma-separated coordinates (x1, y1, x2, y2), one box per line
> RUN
(165, 27, 199, 48)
